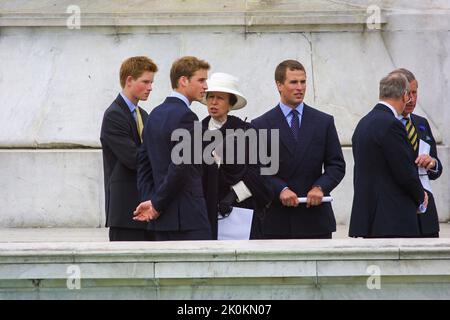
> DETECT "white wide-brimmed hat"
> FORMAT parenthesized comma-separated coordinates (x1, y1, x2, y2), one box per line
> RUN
(201, 72, 247, 110)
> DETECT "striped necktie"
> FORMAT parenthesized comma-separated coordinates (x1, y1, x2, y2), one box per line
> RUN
(404, 117, 418, 151)
(135, 107, 144, 143)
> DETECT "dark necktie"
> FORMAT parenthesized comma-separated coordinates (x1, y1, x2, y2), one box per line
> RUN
(290, 109, 300, 140)
(404, 117, 418, 151)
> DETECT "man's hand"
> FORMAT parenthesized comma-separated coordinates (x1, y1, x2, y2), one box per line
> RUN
(218, 190, 237, 217)
(415, 154, 436, 170)
(133, 200, 160, 222)
(306, 186, 324, 208)
(418, 191, 429, 214)
(423, 191, 429, 210)
(279, 188, 299, 207)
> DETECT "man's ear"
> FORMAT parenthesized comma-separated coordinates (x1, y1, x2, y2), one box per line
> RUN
(276, 81, 283, 94)
(125, 75, 134, 87)
(178, 76, 188, 88)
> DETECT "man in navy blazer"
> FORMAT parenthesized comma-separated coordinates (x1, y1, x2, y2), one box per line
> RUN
(251, 60, 345, 239)
(134, 56, 212, 241)
(393, 68, 443, 237)
(100, 56, 157, 241)
(349, 72, 428, 238)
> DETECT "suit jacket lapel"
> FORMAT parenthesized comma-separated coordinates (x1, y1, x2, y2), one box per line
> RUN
(115, 94, 140, 145)
(269, 105, 296, 155)
(410, 114, 422, 138)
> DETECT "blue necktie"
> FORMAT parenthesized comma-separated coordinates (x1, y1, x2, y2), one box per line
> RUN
(290, 109, 300, 140)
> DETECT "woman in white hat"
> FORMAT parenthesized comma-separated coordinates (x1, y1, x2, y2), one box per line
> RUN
(200, 72, 273, 240)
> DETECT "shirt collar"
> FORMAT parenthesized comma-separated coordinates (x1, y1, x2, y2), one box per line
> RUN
(379, 101, 403, 120)
(120, 92, 137, 114)
(279, 101, 304, 118)
(208, 117, 226, 130)
(169, 91, 190, 108)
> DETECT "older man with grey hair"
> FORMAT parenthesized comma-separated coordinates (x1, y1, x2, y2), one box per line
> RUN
(389, 68, 442, 237)
(349, 72, 428, 238)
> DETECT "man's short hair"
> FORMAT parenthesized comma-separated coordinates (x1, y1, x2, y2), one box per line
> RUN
(390, 68, 416, 83)
(119, 56, 158, 88)
(275, 60, 306, 84)
(170, 56, 210, 89)
(379, 72, 410, 100)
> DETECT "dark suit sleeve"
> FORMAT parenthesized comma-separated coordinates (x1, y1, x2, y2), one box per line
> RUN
(424, 120, 443, 180)
(267, 176, 289, 196)
(101, 110, 138, 170)
(152, 112, 198, 212)
(251, 119, 288, 197)
(312, 117, 346, 194)
(382, 120, 425, 205)
(137, 144, 154, 201)
(239, 123, 274, 206)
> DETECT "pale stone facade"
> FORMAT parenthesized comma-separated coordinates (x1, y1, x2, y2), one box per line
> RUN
(0, 0, 449, 227)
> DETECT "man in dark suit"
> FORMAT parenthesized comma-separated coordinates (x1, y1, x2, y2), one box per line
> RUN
(349, 72, 428, 238)
(100, 56, 158, 241)
(133, 56, 212, 241)
(250, 60, 345, 239)
(392, 68, 443, 237)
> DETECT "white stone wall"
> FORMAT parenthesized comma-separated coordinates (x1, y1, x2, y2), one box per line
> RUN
(0, 150, 104, 227)
(0, 0, 448, 227)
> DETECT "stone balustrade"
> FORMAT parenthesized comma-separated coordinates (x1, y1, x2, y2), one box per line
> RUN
(1, 239, 450, 299)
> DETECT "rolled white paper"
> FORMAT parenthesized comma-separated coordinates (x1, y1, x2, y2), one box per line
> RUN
(298, 196, 333, 203)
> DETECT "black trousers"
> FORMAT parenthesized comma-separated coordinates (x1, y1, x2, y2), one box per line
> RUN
(256, 233, 332, 240)
(420, 232, 439, 238)
(153, 228, 212, 241)
(364, 233, 439, 238)
(109, 227, 155, 241)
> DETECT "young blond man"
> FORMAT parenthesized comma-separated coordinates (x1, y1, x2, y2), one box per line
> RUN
(134, 56, 213, 241)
